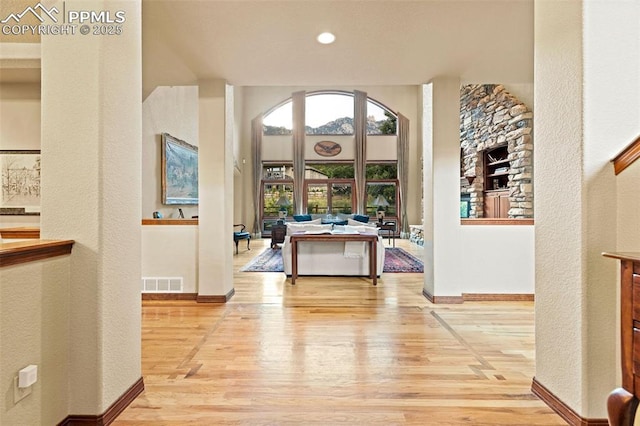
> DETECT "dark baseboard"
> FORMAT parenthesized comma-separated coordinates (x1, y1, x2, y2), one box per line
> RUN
(196, 288, 235, 303)
(531, 377, 608, 426)
(141, 292, 197, 301)
(58, 377, 144, 426)
(422, 289, 463, 304)
(463, 293, 534, 302)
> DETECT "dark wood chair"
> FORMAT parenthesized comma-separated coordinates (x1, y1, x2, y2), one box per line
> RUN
(233, 224, 251, 254)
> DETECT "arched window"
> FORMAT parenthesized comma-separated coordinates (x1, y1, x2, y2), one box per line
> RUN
(262, 93, 397, 136)
(263, 100, 292, 135)
(259, 90, 401, 233)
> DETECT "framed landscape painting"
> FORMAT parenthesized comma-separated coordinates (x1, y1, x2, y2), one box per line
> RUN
(161, 133, 199, 205)
(0, 150, 41, 215)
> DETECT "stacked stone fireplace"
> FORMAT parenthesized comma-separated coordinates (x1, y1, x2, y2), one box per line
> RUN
(460, 84, 533, 219)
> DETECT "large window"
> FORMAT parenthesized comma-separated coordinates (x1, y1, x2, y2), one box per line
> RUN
(259, 91, 402, 233)
(261, 163, 293, 219)
(263, 92, 397, 136)
(305, 181, 354, 215)
(263, 101, 292, 135)
(365, 163, 398, 217)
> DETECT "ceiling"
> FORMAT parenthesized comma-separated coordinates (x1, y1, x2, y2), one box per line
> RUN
(0, 1, 534, 92)
(142, 0, 534, 94)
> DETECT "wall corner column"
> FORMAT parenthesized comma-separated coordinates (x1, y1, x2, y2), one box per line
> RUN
(198, 79, 234, 300)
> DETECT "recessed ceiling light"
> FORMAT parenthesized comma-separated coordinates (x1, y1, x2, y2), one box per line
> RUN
(317, 32, 336, 45)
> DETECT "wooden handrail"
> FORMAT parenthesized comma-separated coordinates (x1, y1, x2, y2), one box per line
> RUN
(0, 227, 40, 239)
(0, 239, 74, 267)
(612, 135, 640, 175)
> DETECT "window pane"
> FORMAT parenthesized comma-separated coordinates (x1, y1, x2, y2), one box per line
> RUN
(367, 101, 397, 135)
(366, 163, 397, 179)
(263, 101, 292, 135)
(306, 93, 354, 135)
(263, 164, 293, 180)
(306, 163, 354, 179)
(366, 182, 397, 218)
(263, 183, 293, 217)
(331, 183, 353, 215)
(307, 183, 328, 215)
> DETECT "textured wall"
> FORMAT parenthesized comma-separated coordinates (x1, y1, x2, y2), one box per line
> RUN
(0, 257, 70, 425)
(142, 85, 199, 219)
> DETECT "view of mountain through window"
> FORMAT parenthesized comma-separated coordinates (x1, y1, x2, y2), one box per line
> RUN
(262, 93, 397, 136)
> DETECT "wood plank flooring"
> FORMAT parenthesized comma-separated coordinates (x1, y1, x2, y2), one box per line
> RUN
(114, 238, 566, 425)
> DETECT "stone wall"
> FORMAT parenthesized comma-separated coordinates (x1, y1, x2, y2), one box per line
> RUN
(460, 84, 533, 218)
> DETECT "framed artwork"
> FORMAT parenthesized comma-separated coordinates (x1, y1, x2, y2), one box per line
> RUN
(161, 133, 198, 205)
(0, 150, 41, 215)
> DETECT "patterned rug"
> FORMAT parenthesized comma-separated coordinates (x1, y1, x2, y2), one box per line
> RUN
(240, 247, 423, 273)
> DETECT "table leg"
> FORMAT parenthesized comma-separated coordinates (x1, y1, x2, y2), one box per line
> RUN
(371, 240, 377, 286)
(291, 240, 297, 285)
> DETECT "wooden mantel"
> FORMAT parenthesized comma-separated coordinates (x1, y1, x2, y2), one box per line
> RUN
(612, 135, 640, 175)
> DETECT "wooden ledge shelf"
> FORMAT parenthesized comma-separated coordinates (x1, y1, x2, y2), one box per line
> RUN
(0, 227, 40, 239)
(612, 135, 640, 175)
(461, 218, 534, 226)
(0, 239, 74, 267)
(142, 219, 198, 226)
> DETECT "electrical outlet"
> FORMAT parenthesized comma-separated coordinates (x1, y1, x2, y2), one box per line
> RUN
(13, 376, 32, 403)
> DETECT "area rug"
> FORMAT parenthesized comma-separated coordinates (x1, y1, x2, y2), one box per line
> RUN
(240, 247, 423, 273)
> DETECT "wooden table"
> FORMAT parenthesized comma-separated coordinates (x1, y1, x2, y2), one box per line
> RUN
(603, 252, 640, 426)
(289, 232, 379, 285)
(376, 221, 396, 247)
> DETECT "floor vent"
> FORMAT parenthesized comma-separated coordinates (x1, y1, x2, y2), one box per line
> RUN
(141, 277, 183, 293)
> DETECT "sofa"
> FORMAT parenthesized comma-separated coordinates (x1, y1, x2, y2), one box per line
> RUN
(281, 222, 385, 277)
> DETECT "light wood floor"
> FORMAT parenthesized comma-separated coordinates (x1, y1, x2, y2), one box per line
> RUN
(114, 238, 566, 425)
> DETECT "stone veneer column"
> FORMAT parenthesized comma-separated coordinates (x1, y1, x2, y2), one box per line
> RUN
(198, 80, 234, 300)
(40, 0, 141, 416)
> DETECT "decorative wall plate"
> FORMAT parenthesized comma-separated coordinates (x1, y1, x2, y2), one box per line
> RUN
(314, 140, 342, 157)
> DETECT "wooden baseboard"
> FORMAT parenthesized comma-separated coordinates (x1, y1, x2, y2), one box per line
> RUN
(531, 377, 608, 426)
(141, 293, 197, 301)
(58, 377, 144, 426)
(463, 293, 534, 302)
(422, 289, 463, 304)
(196, 288, 235, 303)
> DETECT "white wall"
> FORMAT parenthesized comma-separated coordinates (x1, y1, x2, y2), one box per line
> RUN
(533, 0, 640, 419)
(40, 0, 142, 415)
(142, 85, 199, 219)
(0, 256, 70, 425)
(0, 83, 41, 227)
(141, 225, 198, 293)
(424, 77, 535, 298)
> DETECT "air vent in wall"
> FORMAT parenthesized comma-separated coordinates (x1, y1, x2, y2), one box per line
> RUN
(141, 277, 183, 293)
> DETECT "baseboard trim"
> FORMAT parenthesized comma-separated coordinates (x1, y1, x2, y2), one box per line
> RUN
(531, 377, 608, 426)
(58, 376, 144, 426)
(196, 288, 235, 303)
(422, 289, 463, 304)
(463, 293, 535, 302)
(141, 292, 197, 301)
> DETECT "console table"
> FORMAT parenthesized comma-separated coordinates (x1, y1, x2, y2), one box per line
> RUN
(289, 233, 378, 285)
(603, 252, 640, 426)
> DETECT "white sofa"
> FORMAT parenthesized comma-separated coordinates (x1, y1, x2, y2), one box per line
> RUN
(281, 223, 385, 277)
